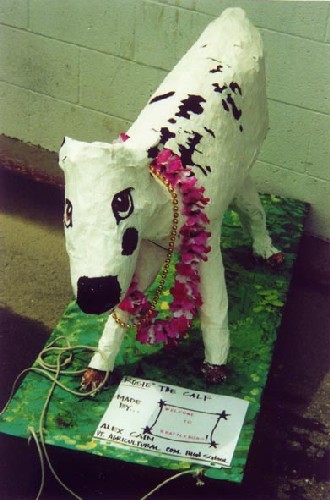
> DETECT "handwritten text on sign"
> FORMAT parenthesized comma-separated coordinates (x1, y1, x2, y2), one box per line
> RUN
(94, 377, 249, 468)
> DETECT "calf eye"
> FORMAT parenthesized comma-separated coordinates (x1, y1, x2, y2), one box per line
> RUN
(112, 188, 134, 224)
(64, 198, 73, 228)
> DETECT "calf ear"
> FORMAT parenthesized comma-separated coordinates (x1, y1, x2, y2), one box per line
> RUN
(59, 136, 73, 171)
(124, 132, 160, 168)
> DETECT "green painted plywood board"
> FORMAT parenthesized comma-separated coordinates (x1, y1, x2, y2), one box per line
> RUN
(0, 195, 307, 484)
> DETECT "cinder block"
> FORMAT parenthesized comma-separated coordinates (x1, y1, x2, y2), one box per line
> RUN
(0, 82, 31, 143)
(252, 161, 330, 240)
(134, 1, 212, 70)
(27, 92, 131, 152)
(305, 112, 330, 182)
(158, 0, 196, 10)
(80, 49, 166, 121)
(0, 0, 28, 28)
(194, 0, 329, 42)
(259, 101, 313, 174)
(0, 26, 79, 102)
(262, 30, 330, 115)
(326, 14, 330, 43)
(29, 0, 136, 59)
(0, 81, 130, 151)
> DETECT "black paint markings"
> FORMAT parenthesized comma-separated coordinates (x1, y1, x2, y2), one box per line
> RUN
(159, 126, 176, 145)
(149, 91, 175, 104)
(146, 92, 215, 171)
(229, 82, 242, 95)
(121, 227, 139, 256)
(147, 146, 159, 159)
(226, 94, 242, 121)
(148, 94, 207, 163)
(204, 126, 216, 138)
(212, 83, 229, 95)
(147, 126, 176, 159)
(212, 82, 243, 132)
(178, 130, 202, 166)
(175, 94, 206, 120)
(178, 130, 211, 176)
(210, 64, 223, 74)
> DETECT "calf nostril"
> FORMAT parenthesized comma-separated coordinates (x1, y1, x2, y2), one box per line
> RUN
(77, 275, 121, 315)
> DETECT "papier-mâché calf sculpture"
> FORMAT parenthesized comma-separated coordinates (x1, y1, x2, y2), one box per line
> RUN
(59, 8, 283, 390)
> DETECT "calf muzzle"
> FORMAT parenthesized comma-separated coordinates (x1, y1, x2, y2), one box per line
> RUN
(77, 275, 121, 314)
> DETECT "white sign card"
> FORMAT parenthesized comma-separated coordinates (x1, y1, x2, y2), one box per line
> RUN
(94, 376, 249, 468)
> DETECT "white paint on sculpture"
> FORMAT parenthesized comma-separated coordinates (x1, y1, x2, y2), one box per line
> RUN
(59, 8, 281, 387)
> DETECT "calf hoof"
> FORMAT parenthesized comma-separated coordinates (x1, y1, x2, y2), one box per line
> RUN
(201, 362, 228, 384)
(254, 252, 285, 268)
(267, 252, 285, 268)
(81, 368, 108, 392)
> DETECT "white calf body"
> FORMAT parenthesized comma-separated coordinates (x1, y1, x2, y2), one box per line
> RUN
(59, 8, 279, 377)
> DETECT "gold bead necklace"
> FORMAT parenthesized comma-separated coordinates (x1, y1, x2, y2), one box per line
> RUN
(112, 164, 179, 329)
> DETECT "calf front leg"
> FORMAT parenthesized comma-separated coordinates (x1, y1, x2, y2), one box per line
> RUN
(199, 224, 229, 384)
(82, 310, 129, 391)
(82, 241, 167, 390)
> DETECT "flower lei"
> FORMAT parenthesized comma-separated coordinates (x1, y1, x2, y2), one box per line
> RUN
(118, 141, 211, 346)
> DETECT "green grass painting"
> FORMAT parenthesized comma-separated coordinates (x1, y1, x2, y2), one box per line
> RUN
(0, 195, 307, 483)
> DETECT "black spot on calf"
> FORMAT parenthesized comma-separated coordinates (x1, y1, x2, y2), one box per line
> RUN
(213, 81, 243, 129)
(229, 82, 242, 95)
(210, 64, 223, 73)
(159, 127, 176, 145)
(149, 91, 175, 104)
(147, 146, 159, 159)
(227, 94, 242, 121)
(204, 126, 216, 138)
(175, 94, 206, 120)
(222, 99, 229, 112)
(122, 227, 139, 256)
(178, 131, 203, 167)
(147, 127, 176, 159)
(212, 83, 228, 94)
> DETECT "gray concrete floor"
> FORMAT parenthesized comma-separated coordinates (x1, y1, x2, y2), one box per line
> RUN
(0, 168, 329, 499)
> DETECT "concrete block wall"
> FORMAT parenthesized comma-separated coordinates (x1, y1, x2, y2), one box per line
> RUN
(0, 0, 329, 240)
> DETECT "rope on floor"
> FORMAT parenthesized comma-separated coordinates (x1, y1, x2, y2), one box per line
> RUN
(140, 468, 205, 500)
(1, 336, 110, 500)
(1, 337, 207, 500)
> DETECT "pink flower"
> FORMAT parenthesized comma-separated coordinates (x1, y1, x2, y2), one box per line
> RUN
(115, 139, 210, 346)
(182, 212, 210, 227)
(167, 155, 184, 174)
(156, 148, 172, 166)
(136, 324, 156, 344)
(119, 132, 130, 142)
(169, 316, 190, 336)
(175, 262, 200, 278)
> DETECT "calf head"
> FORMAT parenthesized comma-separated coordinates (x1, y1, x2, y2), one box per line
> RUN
(59, 137, 152, 315)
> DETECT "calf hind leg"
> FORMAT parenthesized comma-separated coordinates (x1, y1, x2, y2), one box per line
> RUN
(231, 175, 284, 266)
